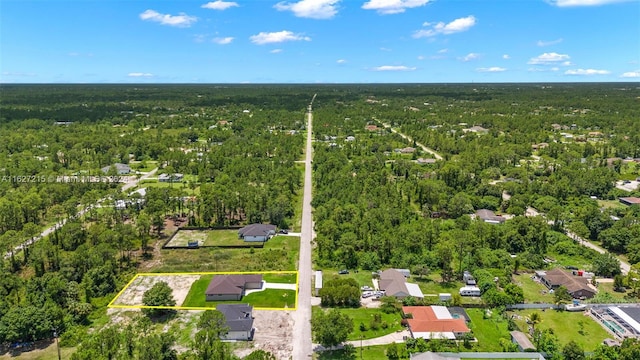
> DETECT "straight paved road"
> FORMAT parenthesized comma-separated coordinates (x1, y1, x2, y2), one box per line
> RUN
(292, 96, 315, 359)
(3, 168, 158, 259)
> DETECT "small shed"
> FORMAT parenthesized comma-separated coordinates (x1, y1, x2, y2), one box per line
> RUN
(314, 270, 323, 296)
(439, 293, 452, 302)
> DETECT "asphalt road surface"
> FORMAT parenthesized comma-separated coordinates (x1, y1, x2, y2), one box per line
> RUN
(292, 96, 315, 359)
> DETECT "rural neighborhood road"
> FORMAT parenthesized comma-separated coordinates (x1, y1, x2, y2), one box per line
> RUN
(525, 206, 631, 274)
(379, 122, 443, 160)
(292, 95, 315, 359)
(3, 168, 158, 260)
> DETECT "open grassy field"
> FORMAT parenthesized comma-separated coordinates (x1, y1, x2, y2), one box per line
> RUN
(322, 270, 375, 288)
(263, 272, 298, 284)
(466, 308, 511, 352)
(151, 236, 300, 273)
(510, 309, 610, 351)
(312, 307, 403, 341)
(512, 274, 554, 303)
(165, 229, 248, 247)
(598, 199, 627, 210)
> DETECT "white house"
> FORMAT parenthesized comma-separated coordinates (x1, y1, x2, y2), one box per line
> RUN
(459, 286, 481, 296)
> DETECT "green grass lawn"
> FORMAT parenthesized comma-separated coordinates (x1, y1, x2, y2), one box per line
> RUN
(312, 307, 403, 341)
(135, 179, 198, 194)
(153, 236, 300, 272)
(512, 273, 553, 303)
(322, 271, 375, 288)
(0, 344, 76, 360)
(466, 308, 511, 352)
(204, 229, 246, 246)
(263, 273, 297, 284)
(595, 281, 628, 301)
(598, 199, 627, 210)
(511, 309, 610, 351)
(182, 275, 296, 308)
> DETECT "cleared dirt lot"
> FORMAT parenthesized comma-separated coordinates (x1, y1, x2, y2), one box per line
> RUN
(234, 310, 294, 360)
(112, 274, 201, 307)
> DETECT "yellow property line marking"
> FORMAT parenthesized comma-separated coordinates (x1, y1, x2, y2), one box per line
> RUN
(109, 271, 299, 311)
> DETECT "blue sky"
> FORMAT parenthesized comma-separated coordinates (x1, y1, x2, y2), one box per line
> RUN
(2, 0, 639, 83)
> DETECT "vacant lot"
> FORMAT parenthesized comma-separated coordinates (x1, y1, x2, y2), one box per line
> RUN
(111, 274, 200, 307)
(165, 229, 247, 247)
(466, 308, 511, 351)
(512, 274, 554, 303)
(234, 310, 294, 360)
(510, 309, 610, 351)
(312, 307, 403, 341)
(152, 236, 300, 273)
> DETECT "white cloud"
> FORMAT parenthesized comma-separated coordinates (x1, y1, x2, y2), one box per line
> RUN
(212, 37, 234, 44)
(564, 68, 611, 75)
(270, 49, 283, 53)
(140, 9, 197, 27)
(417, 55, 425, 60)
(547, 0, 633, 6)
(460, 53, 480, 62)
(477, 67, 507, 72)
(621, 70, 640, 78)
(250, 31, 311, 44)
(438, 48, 448, 54)
(201, 1, 239, 10)
(527, 52, 570, 64)
(337, 59, 347, 63)
(537, 38, 563, 46)
(128, 72, 154, 77)
(413, 15, 476, 38)
(502, 54, 510, 59)
(362, 0, 431, 14)
(380, 47, 392, 51)
(372, 65, 417, 71)
(274, 0, 340, 19)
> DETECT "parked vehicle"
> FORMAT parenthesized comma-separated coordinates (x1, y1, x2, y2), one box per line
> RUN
(338, 269, 349, 275)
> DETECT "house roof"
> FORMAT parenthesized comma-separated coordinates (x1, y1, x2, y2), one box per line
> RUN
(402, 306, 470, 333)
(101, 163, 131, 174)
(205, 274, 263, 296)
(541, 268, 595, 295)
(409, 352, 456, 360)
(217, 304, 254, 332)
(620, 197, 640, 205)
(238, 224, 276, 237)
(510, 331, 535, 350)
(476, 209, 506, 223)
(379, 269, 409, 296)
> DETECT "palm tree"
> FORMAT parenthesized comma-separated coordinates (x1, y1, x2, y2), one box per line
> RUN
(528, 312, 542, 335)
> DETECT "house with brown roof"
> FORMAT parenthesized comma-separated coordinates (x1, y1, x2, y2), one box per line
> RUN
(238, 224, 276, 242)
(620, 197, 640, 206)
(365, 124, 379, 131)
(205, 274, 263, 301)
(539, 268, 596, 299)
(379, 269, 423, 299)
(402, 306, 470, 340)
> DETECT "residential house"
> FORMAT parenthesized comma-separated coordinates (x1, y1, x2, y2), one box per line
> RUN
(539, 268, 596, 299)
(217, 304, 255, 340)
(158, 173, 184, 183)
(416, 158, 437, 165)
(459, 286, 481, 297)
(238, 224, 276, 242)
(365, 125, 379, 131)
(511, 331, 535, 351)
(395, 147, 416, 154)
(379, 269, 423, 299)
(205, 274, 263, 301)
(463, 126, 489, 134)
(475, 209, 506, 224)
(402, 306, 470, 340)
(101, 163, 131, 175)
(620, 197, 640, 206)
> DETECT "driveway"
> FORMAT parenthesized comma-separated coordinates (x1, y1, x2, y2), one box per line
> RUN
(244, 281, 297, 296)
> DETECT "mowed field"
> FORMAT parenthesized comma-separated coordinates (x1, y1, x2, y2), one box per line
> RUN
(165, 229, 249, 247)
(150, 235, 300, 273)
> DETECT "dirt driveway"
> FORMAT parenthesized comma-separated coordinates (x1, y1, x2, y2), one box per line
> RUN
(112, 274, 201, 307)
(234, 310, 294, 360)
